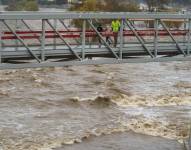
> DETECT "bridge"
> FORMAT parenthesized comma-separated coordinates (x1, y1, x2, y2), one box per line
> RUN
(0, 12, 191, 69)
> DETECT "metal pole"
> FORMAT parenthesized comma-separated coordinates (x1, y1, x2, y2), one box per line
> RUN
(82, 20, 86, 60)
(184, 20, 187, 45)
(15, 19, 19, 51)
(41, 19, 46, 61)
(154, 19, 158, 57)
(187, 19, 191, 55)
(120, 19, 124, 59)
(183, 11, 186, 46)
(53, 19, 57, 50)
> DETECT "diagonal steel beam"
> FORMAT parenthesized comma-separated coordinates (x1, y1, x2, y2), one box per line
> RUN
(87, 19, 119, 59)
(2, 20, 41, 63)
(59, 19, 68, 29)
(128, 20, 146, 43)
(21, 19, 41, 43)
(159, 20, 186, 56)
(45, 19, 82, 61)
(124, 19, 154, 58)
(129, 20, 154, 55)
(59, 19, 81, 45)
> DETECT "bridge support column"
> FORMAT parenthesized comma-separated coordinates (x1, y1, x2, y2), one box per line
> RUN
(53, 19, 57, 50)
(41, 19, 46, 62)
(184, 18, 187, 46)
(120, 19, 124, 59)
(154, 19, 158, 57)
(187, 19, 191, 55)
(15, 19, 19, 51)
(82, 20, 86, 60)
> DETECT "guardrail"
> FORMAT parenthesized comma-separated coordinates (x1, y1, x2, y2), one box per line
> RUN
(0, 12, 191, 69)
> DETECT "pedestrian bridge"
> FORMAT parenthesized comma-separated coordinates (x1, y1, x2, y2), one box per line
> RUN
(0, 12, 191, 69)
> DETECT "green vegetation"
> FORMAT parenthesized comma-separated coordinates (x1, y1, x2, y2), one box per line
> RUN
(70, 0, 99, 12)
(6, 0, 39, 11)
(69, 0, 139, 28)
(70, 0, 139, 12)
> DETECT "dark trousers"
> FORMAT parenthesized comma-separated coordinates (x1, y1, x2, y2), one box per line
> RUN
(98, 37, 101, 48)
(106, 36, 111, 45)
(113, 32, 118, 47)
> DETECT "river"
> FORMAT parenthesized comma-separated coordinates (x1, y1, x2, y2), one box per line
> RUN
(0, 61, 190, 150)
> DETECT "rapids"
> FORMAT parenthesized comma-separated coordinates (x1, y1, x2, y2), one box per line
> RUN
(0, 62, 190, 150)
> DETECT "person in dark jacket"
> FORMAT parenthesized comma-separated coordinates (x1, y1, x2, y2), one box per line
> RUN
(97, 23, 103, 48)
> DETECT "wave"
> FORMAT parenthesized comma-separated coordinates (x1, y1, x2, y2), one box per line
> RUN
(9, 117, 189, 150)
(67, 95, 191, 141)
(111, 94, 191, 107)
(0, 67, 190, 150)
(69, 93, 191, 108)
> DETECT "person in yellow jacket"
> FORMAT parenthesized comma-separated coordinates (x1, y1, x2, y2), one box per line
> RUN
(111, 19, 121, 47)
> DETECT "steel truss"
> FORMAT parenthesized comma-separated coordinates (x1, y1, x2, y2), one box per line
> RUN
(0, 12, 191, 69)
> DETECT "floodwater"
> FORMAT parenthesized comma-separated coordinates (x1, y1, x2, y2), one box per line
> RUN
(0, 62, 191, 150)
(58, 131, 184, 150)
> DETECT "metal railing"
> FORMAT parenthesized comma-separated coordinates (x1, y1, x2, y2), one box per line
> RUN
(0, 12, 191, 69)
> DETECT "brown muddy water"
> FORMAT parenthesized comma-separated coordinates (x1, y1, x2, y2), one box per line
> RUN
(0, 62, 191, 150)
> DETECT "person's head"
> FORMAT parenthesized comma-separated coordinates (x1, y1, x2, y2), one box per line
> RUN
(106, 25, 110, 30)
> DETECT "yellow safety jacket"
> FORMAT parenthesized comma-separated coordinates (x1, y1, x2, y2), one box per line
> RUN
(111, 20, 121, 32)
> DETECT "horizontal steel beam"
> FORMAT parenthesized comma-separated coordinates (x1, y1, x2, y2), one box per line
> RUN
(1, 56, 191, 70)
(0, 45, 188, 60)
(0, 12, 191, 20)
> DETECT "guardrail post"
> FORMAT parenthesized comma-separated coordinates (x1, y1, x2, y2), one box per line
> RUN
(41, 19, 46, 62)
(120, 18, 124, 59)
(154, 19, 158, 57)
(187, 19, 191, 55)
(82, 20, 86, 60)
